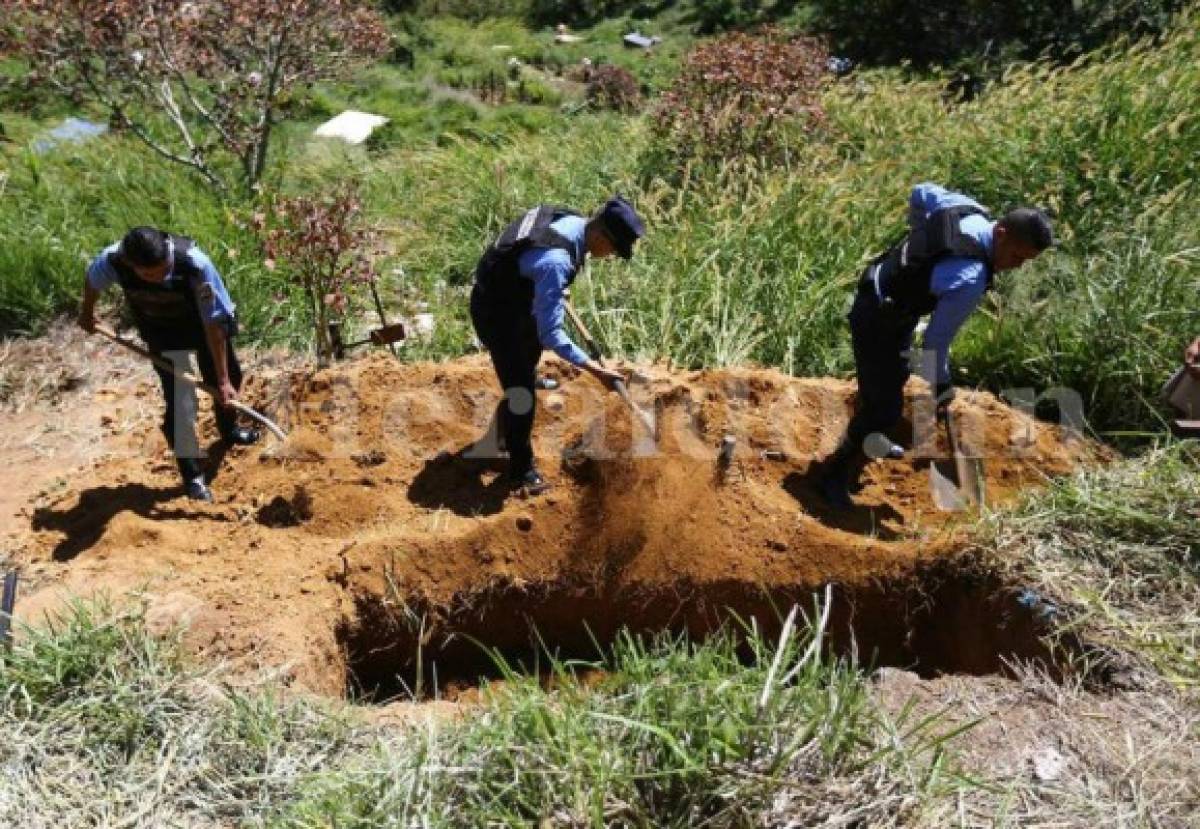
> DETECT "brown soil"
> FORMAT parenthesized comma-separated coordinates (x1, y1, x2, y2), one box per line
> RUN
(4, 350, 1104, 698)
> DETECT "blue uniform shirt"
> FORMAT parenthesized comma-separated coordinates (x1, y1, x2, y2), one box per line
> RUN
(908, 183, 995, 385)
(86, 239, 236, 325)
(517, 215, 591, 367)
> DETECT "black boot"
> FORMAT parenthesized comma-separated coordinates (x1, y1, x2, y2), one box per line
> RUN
(185, 477, 214, 502)
(223, 426, 261, 446)
(510, 467, 552, 497)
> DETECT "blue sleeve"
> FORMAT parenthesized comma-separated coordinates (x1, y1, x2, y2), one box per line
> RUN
(86, 245, 121, 292)
(924, 257, 988, 386)
(521, 248, 590, 367)
(183, 247, 236, 325)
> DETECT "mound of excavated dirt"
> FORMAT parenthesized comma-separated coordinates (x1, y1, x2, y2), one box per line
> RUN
(9, 353, 1104, 697)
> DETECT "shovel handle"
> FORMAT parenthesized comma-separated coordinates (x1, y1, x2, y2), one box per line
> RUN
(562, 301, 655, 435)
(562, 300, 604, 365)
(91, 323, 288, 441)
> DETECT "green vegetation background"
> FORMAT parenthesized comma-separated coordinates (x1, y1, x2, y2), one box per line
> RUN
(1, 3, 1196, 438)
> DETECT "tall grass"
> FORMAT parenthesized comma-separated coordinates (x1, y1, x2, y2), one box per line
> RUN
(2, 11, 1197, 433)
(0, 598, 977, 826)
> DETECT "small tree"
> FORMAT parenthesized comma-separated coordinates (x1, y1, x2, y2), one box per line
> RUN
(7, 1, 389, 193)
(260, 189, 381, 363)
(586, 64, 641, 113)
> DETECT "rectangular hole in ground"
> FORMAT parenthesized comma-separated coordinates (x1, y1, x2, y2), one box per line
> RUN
(335, 561, 1080, 704)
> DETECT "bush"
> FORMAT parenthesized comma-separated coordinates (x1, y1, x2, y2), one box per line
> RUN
(586, 63, 642, 112)
(810, 0, 1189, 69)
(650, 27, 827, 168)
(260, 187, 381, 363)
(689, 0, 801, 35)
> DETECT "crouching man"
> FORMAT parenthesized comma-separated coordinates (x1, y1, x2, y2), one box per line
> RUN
(78, 227, 260, 501)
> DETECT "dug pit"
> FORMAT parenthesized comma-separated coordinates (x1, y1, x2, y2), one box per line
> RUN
(336, 562, 1069, 702)
(11, 354, 1104, 698)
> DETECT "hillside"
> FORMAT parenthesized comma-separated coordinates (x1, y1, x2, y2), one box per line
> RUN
(1, 3, 1198, 826)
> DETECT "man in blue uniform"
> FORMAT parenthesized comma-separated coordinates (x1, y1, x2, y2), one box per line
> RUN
(470, 195, 646, 495)
(818, 183, 1054, 508)
(77, 227, 260, 502)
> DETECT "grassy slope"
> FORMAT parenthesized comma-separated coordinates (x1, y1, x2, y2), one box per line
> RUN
(4, 448, 1198, 829)
(2, 13, 1197, 433)
(2, 13, 1200, 824)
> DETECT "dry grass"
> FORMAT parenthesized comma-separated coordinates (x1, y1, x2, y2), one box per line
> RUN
(981, 443, 1200, 693)
(872, 663, 1200, 827)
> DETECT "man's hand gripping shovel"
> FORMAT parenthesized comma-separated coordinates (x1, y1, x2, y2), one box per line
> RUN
(562, 300, 656, 440)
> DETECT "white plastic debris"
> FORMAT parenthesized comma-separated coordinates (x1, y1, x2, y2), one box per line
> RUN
(1031, 747, 1068, 782)
(33, 117, 109, 154)
(412, 313, 436, 339)
(623, 32, 661, 49)
(313, 111, 390, 145)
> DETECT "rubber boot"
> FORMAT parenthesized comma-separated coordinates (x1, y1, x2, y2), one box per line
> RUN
(223, 426, 261, 446)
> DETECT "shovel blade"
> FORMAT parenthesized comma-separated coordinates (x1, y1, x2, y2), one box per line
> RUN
(369, 323, 407, 346)
(930, 460, 968, 511)
(930, 409, 985, 511)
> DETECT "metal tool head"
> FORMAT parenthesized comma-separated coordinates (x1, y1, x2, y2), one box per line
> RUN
(929, 408, 985, 511)
(367, 322, 407, 347)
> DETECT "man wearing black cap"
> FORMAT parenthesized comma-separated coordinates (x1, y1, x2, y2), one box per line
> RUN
(77, 227, 260, 502)
(470, 195, 646, 495)
(817, 183, 1054, 508)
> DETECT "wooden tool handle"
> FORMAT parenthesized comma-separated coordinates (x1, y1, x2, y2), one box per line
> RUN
(91, 323, 288, 441)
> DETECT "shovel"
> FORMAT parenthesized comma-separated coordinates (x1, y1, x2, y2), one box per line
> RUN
(930, 406, 985, 511)
(562, 300, 656, 437)
(328, 320, 407, 360)
(92, 323, 288, 442)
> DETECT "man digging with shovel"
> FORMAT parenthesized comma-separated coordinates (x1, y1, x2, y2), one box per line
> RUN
(470, 195, 646, 496)
(78, 227, 261, 502)
(817, 183, 1053, 509)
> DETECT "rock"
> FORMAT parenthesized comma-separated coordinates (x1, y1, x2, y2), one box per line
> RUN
(1031, 747, 1068, 783)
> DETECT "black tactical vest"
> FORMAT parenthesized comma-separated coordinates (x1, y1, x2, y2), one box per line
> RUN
(867, 205, 993, 318)
(474, 206, 584, 311)
(111, 234, 204, 335)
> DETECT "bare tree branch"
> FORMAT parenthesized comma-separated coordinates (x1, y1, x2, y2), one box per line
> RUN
(8, 0, 389, 194)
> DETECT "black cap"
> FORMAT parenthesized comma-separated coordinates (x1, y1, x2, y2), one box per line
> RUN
(1000, 208, 1055, 251)
(596, 195, 645, 259)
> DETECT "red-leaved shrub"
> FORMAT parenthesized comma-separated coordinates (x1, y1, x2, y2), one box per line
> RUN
(653, 28, 828, 167)
(259, 189, 380, 362)
(587, 64, 642, 113)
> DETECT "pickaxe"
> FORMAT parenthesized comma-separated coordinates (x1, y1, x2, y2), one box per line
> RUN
(92, 323, 288, 441)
